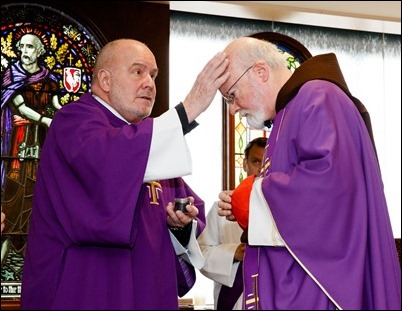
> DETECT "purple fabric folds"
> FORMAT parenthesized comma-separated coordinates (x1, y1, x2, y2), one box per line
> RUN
(20, 94, 205, 310)
(243, 77, 400, 309)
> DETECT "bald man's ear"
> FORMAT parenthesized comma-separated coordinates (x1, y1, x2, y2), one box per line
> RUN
(253, 61, 268, 82)
(97, 69, 111, 92)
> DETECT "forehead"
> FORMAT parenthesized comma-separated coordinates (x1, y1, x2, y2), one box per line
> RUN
(120, 43, 157, 70)
(20, 35, 38, 45)
(249, 144, 265, 155)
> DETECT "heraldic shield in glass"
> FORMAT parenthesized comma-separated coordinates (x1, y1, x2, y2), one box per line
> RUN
(1, 3, 103, 297)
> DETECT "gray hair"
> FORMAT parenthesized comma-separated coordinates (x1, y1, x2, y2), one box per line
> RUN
(236, 37, 287, 71)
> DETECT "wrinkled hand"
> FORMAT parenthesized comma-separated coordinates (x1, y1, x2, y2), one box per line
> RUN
(217, 190, 236, 221)
(166, 196, 198, 227)
(182, 52, 229, 123)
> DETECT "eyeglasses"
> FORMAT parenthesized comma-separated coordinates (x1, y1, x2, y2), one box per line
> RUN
(222, 65, 254, 105)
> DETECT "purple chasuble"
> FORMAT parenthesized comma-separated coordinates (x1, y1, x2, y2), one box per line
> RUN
(243, 55, 400, 310)
(20, 93, 205, 310)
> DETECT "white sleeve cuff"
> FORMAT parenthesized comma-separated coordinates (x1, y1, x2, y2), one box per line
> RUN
(248, 177, 285, 246)
(169, 219, 205, 269)
(144, 109, 192, 182)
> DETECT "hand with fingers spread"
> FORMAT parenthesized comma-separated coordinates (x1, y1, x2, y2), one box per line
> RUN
(182, 52, 230, 123)
(20, 38, 210, 310)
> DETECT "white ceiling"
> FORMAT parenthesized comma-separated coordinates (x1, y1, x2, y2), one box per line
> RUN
(213, 1, 401, 22)
(154, 1, 401, 22)
(165, 1, 401, 34)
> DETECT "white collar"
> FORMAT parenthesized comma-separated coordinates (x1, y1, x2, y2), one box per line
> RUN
(92, 94, 130, 124)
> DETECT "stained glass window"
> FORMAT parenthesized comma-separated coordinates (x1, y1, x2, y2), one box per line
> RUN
(1, 3, 102, 297)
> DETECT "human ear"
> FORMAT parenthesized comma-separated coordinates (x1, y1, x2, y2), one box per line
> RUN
(97, 69, 111, 92)
(253, 61, 268, 82)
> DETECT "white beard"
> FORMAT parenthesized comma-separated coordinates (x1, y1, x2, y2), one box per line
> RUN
(243, 102, 266, 129)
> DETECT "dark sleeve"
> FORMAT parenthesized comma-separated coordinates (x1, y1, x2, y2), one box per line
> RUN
(174, 102, 199, 135)
(240, 228, 248, 243)
(169, 222, 192, 246)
